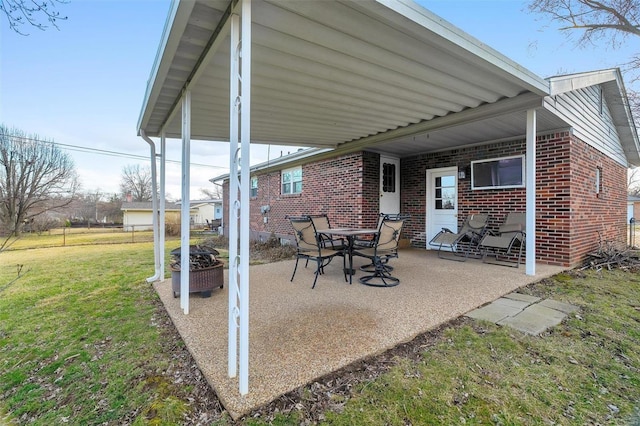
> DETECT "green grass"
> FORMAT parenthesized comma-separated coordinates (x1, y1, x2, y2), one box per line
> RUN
(1, 239, 639, 425)
(0, 242, 195, 424)
(6, 229, 159, 250)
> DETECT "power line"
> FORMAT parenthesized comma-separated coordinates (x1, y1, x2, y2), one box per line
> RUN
(0, 132, 228, 170)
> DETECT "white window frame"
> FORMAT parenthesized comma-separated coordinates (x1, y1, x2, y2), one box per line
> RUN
(471, 154, 525, 190)
(281, 166, 302, 195)
(250, 176, 258, 197)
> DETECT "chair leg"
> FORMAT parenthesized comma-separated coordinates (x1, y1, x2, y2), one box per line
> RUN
(342, 254, 348, 283)
(291, 256, 300, 282)
(312, 257, 322, 289)
(359, 256, 400, 287)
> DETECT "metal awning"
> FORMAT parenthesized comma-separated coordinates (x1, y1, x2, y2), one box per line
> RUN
(136, 0, 558, 397)
(137, 0, 554, 152)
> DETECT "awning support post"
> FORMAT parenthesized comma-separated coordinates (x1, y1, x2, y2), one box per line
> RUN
(525, 108, 536, 276)
(228, 0, 251, 396)
(159, 132, 167, 281)
(180, 89, 192, 314)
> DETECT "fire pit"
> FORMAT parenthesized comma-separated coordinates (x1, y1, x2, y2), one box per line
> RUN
(170, 244, 224, 298)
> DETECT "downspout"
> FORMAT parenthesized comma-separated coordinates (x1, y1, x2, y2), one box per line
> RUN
(140, 130, 162, 282)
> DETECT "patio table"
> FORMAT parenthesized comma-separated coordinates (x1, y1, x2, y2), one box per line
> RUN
(316, 228, 378, 284)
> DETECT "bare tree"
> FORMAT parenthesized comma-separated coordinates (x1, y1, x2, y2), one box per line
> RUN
(0, 125, 79, 241)
(528, 0, 640, 169)
(1, 0, 68, 35)
(199, 185, 223, 199)
(528, 0, 640, 45)
(119, 164, 154, 202)
(629, 167, 640, 194)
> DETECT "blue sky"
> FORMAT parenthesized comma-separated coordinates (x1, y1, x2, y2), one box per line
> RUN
(1, 0, 636, 199)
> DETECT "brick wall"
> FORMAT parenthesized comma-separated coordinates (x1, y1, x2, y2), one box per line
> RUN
(568, 137, 627, 265)
(222, 133, 627, 267)
(401, 132, 627, 267)
(222, 152, 378, 241)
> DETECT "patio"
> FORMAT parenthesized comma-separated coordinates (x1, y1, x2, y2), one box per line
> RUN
(154, 248, 566, 419)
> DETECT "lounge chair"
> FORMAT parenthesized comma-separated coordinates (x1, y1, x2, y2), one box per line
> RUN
(478, 212, 526, 267)
(352, 216, 406, 287)
(289, 216, 346, 288)
(429, 213, 489, 261)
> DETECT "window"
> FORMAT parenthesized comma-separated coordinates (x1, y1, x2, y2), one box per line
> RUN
(382, 162, 396, 193)
(282, 166, 302, 194)
(435, 175, 456, 210)
(471, 155, 525, 190)
(596, 167, 602, 195)
(250, 176, 258, 197)
(598, 86, 604, 115)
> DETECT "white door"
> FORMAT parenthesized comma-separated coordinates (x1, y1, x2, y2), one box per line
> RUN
(426, 167, 458, 248)
(379, 156, 400, 215)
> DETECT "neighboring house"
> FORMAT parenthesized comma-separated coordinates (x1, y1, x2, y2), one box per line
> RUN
(177, 199, 224, 227)
(121, 202, 182, 231)
(628, 196, 640, 223)
(212, 69, 638, 268)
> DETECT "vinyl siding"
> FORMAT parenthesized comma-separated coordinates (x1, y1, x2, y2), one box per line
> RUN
(544, 85, 627, 166)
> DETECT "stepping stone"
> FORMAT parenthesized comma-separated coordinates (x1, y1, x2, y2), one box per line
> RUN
(538, 299, 579, 314)
(498, 304, 567, 335)
(466, 297, 530, 323)
(503, 293, 541, 304)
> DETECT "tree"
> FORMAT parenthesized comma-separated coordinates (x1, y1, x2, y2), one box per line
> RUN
(528, 1, 639, 99)
(199, 185, 223, 200)
(0, 125, 79, 240)
(1, 0, 68, 35)
(528, 0, 639, 45)
(529, 0, 640, 184)
(120, 164, 154, 202)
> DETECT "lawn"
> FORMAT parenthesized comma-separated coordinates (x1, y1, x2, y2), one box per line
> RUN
(1, 239, 639, 425)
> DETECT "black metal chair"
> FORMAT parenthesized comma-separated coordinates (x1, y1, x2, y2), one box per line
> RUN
(352, 216, 406, 287)
(289, 216, 346, 289)
(308, 214, 346, 250)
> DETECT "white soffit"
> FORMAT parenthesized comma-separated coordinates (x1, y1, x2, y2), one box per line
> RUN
(137, 0, 550, 150)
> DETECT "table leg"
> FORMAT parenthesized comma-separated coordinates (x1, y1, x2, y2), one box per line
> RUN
(348, 236, 354, 284)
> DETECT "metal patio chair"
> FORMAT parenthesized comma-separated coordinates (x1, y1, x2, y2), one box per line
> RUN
(289, 216, 346, 289)
(352, 216, 406, 287)
(429, 213, 489, 261)
(478, 212, 526, 267)
(308, 214, 346, 251)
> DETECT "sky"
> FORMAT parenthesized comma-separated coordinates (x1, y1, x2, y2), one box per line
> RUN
(1, 0, 636, 201)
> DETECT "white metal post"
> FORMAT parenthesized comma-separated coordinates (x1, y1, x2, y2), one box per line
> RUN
(180, 90, 192, 314)
(239, 0, 252, 396)
(526, 109, 536, 276)
(227, 0, 251, 395)
(228, 12, 240, 380)
(159, 132, 167, 281)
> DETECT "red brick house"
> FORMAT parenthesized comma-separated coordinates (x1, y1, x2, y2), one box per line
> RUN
(214, 69, 638, 268)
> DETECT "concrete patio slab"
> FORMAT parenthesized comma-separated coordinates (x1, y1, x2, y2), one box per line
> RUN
(154, 249, 566, 419)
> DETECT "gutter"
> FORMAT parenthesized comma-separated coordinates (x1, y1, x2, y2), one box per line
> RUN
(140, 130, 162, 283)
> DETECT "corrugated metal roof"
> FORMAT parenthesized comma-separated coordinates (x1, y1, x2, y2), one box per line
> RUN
(137, 0, 555, 155)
